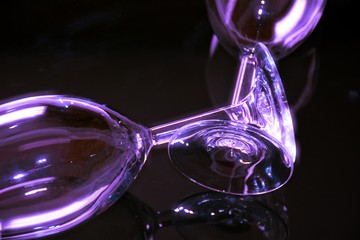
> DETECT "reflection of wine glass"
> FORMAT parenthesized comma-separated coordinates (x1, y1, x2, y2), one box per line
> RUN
(44, 192, 157, 240)
(206, 0, 327, 59)
(173, 191, 288, 240)
(46, 190, 289, 240)
(0, 43, 293, 239)
(278, 41, 320, 113)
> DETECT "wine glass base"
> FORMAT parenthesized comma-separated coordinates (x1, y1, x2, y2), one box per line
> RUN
(168, 120, 293, 195)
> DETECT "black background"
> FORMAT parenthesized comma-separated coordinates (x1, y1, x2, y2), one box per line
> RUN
(0, 1, 359, 239)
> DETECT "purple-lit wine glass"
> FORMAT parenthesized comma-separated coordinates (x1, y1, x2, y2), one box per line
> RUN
(0, 42, 293, 239)
(168, 43, 295, 195)
(0, 94, 229, 239)
(0, 1, 327, 238)
(206, 0, 327, 59)
(189, 0, 328, 183)
(0, 43, 293, 239)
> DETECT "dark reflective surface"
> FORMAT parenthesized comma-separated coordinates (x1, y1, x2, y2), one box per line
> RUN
(0, 0, 359, 239)
(172, 191, 288, 240)
(43, 189, 289, 240)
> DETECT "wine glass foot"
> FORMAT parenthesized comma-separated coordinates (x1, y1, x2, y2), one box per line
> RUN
(168, 120, 293, 195)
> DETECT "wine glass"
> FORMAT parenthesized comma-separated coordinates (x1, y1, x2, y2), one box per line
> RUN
(205, 0, 327, 113)
(206, 0, 328, 60)
(205, 0, 327, 118)
(0, 42, 293, 239)
(168, 43, 295, 194)
(202, 0, 327, 158)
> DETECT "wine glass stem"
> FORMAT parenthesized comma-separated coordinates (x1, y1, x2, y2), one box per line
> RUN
(150, 104, 234, 146)
(231, 54, 256, 105)
(150, 54, 257, 146)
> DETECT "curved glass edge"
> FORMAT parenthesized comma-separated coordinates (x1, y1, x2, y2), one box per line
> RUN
(0, 94, 153, 240)
(255, 43, 297, 162)
(168, 119, 293, 196)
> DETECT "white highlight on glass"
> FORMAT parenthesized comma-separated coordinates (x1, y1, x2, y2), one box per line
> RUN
(274, 0, 306, 42)
(6, 186, 107, 230)
(0, 106, 46, 127)
(13, 174, 26, 180)
(25, 188, 47, 196)
(224, 0, 237, 24)
(36, 158, 47, 164)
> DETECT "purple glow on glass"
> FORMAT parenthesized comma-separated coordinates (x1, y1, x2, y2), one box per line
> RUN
(1, 95, 119, 121)
(8, 128, 116, 153)
(151, 103, 250, 146)
(174, 206, 195, 215)
(12, 173, 26, 180)
(274, 0, 306, 43)
(0, 177, 55, 195)
(0, 96, 152, 239)
(209, 35, 220, 57)
(18, 137, 71, 151)
(36, 158, 47, 164)
(135, 133, 144, 154)
(224, 0, 236, 24)
(5, 187, 107, 230)
(168, 44, 294, 196)
(227, 43, 296, 162)
(206, 0, 327, 59)
(24, 188, 47, 196)
(0, 43, 296, 239)
(0, 106, 46, 126)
